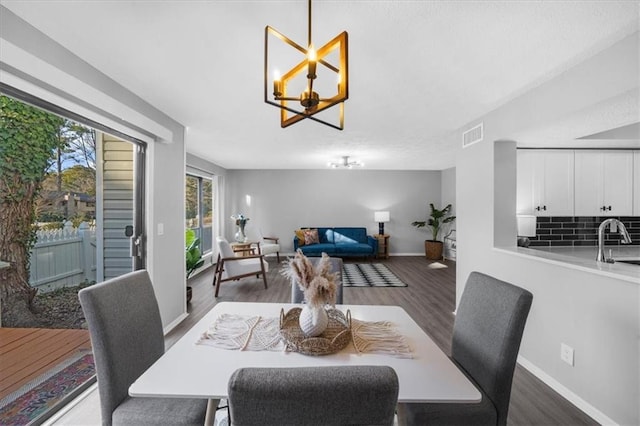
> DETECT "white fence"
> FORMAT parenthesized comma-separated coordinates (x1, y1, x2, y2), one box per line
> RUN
(29, 221, 96, 293)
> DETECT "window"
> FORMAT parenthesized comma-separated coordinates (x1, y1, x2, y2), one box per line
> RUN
(185, 174, 213, 254)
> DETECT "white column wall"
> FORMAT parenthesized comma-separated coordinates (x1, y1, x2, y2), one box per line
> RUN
(454, 33, 640, 425)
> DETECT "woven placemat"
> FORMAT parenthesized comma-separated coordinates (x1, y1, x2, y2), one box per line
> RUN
(280, 307, 352, 355)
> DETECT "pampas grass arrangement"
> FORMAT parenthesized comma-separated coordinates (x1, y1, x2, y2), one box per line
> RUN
(282, 250, 338, 308)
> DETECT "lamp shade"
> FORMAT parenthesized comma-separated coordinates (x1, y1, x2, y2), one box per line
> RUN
(374, 211, 390, 223)
(517, 215, 537, 237)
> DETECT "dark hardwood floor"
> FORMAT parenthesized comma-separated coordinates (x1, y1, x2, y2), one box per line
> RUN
(168, 256, 598, 426)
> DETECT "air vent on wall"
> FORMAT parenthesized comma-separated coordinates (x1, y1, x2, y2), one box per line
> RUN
(462, 123, 483, 148)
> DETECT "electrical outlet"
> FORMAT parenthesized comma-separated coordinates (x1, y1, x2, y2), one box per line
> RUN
(560, 343, 574, 366)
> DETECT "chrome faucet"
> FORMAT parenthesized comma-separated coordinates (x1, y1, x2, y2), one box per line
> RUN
(596, 218, 632, 262)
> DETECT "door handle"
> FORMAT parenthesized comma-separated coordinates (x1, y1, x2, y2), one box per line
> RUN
(130, 235, 144, 259)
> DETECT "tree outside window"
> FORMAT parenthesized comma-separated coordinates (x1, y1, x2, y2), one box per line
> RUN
(185, 174, 213, 255)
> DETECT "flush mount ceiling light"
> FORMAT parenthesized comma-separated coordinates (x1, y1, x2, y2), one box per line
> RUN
(328, 156, 363, 169)
(264, 0, 348, 130)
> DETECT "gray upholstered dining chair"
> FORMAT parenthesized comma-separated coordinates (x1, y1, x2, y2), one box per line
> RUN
(397, 271, 533, 426)
(291, 256, 344, 304)
(79, 270, 214, 426)
(228, 365, 399, 426)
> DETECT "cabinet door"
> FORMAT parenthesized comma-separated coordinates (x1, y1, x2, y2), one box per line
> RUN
(516, 151, 539, 215)
(575, 150, 633, 216)
(542, 151, 574, 216)
(575, 151, 604, 216)
(603, 151, 633, 216)
(635, 152, 640, 215)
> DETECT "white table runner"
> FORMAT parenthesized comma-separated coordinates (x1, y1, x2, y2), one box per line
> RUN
(197, 313, 412, 358)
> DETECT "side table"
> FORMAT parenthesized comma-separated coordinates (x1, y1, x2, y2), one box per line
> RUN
(374, 234, 390, 259)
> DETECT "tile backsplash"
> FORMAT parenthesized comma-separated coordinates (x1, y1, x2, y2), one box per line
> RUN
(527, 216, 640, 247)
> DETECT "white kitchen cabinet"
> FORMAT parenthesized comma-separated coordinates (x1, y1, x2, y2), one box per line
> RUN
(634, 151, 640, 215)
(574, 150, 633, 216)
(516, 150, 574, 216)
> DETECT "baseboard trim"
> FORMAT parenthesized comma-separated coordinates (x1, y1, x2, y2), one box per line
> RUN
(517, 356, 618, 426)
(164, 312, 189, 335)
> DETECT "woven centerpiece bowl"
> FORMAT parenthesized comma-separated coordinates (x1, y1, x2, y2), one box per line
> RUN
(280, 307, 352, 355)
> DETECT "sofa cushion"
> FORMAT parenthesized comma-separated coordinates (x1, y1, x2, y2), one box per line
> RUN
(294, 229, 306, 246)
(335, 243, 375, 255)
(317, 228, 334, 244)
(333, 227, 367, 244)
(303, 229, 320, 245)
(299, 243, 336, 256)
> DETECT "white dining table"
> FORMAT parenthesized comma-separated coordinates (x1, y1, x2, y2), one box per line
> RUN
(130, 302, 480, 411)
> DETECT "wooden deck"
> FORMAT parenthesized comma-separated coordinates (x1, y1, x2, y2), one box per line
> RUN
(0, 327, 92, 400)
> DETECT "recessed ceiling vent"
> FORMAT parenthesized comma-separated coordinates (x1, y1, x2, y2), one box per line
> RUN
(462, 123, 483, 148)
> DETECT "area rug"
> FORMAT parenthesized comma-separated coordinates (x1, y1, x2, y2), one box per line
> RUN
(0, 351, 95, 425)
(342, 263, 408, 287)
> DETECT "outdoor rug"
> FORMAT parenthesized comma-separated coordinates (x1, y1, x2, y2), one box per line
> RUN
(342, 263, 408, 287)
(0, 351, 95, 425)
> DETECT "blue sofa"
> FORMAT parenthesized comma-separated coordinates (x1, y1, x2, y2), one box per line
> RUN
(293, 227, 378, 258)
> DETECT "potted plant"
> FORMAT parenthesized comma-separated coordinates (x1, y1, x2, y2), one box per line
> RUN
(412, 203, 456, 260)
(185, 229, 204, 303)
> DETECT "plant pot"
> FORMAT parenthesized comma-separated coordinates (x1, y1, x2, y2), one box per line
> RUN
(186, 286, 193, 303)
(425, 240, 443, 260)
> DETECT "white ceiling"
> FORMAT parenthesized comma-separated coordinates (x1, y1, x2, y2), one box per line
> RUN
(2, 0, 639, 170)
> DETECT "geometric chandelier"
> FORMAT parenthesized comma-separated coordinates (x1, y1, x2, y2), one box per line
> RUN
(264, 0, 348, 130)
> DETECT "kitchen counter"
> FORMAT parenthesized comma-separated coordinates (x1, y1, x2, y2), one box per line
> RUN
(495, 245, 639, 284)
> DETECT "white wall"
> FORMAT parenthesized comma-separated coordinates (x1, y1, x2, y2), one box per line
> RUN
(225, 170, 441, 255)
(441, 167, 456, 216)
(454, 33, 640, 425)
(1, 7, 189, 330)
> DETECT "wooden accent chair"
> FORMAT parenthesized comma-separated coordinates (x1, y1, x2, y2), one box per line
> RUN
(397, 271, 533, 426)
(245, 227, 281, 262)
(228, 366, 399, 426)
(79, 270, 213, 426)
(213, 237, 268, 297)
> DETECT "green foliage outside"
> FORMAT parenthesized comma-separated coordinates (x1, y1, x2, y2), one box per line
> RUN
(60, 165, 96, 195)
(186, 228, 204, 279)
(185, 175, 213, 228)
(39, 222, 64, 231)
(0, 95, 65, 300)
(411, 203, 456, 242)
(37, 212, 65, 223)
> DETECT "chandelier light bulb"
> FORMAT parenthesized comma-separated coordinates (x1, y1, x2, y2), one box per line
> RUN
(273, 69, 282, 96)
(307, 45, 317, 79)
(307, 45, 317, 61)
